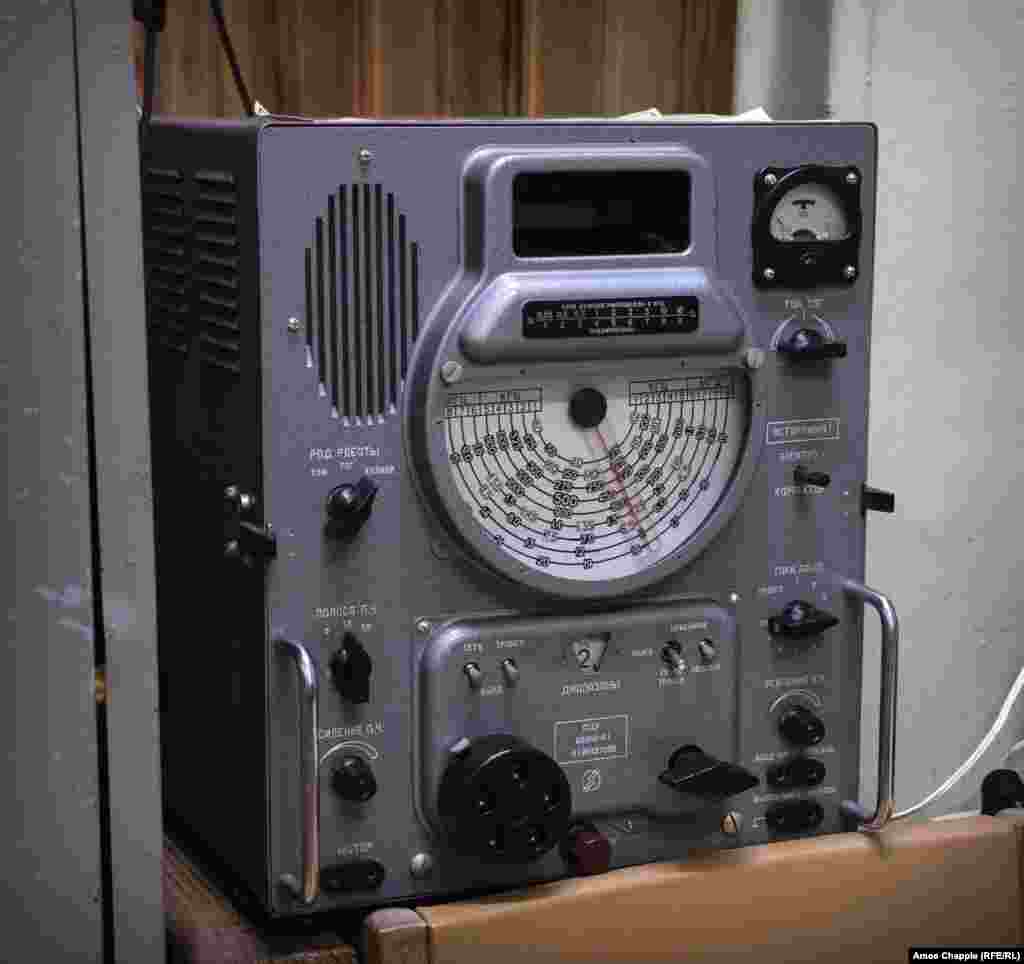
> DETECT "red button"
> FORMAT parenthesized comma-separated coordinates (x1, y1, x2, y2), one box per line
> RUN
(565, 829, 612, 876)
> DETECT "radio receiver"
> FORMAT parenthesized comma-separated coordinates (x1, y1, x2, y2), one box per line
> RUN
(143, 118, 896, 917)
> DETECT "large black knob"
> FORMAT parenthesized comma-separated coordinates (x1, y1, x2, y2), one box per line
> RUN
(437, 734, 571, 863)
(778, 705, 826, 747)
(777, 327, 847, 361)
(659, 745, 759, 800)
(331, 754, 378, 802)
(330, 632, 372, 704)
(568, 387, 608, 429)
(325, 476, 378, 539)
(768, 600, 839, 640)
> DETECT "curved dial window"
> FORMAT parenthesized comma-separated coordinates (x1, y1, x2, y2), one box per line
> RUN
(442, 372, 748, 582)
(769, 182, 850, 243)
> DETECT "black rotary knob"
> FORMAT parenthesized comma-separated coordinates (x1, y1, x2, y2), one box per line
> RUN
(437, 734, 572, 863)
(568, 387, 608, 430)
(778, 705, 826, 748)
(331, 754, 378, 802)
(777, 327, 847, 361)
(767, 600, 839, 640)
(325, 475, 378, 539)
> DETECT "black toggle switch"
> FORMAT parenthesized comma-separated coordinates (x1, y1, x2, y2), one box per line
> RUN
(331, 754, 378, 802)
(325, 475, 378, 539)
(778, 705, 826, 748)
(767, 600, 839, 640)
(330, 632, 372, 704)
(777, 327, 847, 361)
(794, 465, 831, 488)
(659, 745, 759, 800)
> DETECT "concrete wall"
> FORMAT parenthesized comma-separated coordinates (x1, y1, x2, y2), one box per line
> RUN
(737, 0, 1023, 815)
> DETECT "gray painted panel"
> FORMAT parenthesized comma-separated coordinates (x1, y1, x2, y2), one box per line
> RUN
(74, 2, 165, 960)
(1, 3, 104, 959)
(254, 121, 876, 913)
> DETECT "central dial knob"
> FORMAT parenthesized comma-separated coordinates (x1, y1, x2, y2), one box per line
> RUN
(568, 386, 608, 429)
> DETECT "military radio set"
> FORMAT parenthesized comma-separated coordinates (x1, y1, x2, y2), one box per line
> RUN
(142, 117, 897, 917)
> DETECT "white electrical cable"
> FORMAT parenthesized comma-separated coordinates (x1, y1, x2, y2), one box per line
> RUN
(892, 664, 1024, 820)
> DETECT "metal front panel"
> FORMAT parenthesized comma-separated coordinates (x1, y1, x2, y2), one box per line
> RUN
(254, 120, 875, 914)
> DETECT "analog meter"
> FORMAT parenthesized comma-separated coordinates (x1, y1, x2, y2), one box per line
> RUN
(752, 164, 863, 288)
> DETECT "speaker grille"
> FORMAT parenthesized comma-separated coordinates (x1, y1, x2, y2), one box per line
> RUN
(305, 184, 420, 423)
(142, 166, 242, 374)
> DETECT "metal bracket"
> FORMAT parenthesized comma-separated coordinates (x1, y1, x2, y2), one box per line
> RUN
(275, 638, 320, 905)
(838, 578, 899, 833)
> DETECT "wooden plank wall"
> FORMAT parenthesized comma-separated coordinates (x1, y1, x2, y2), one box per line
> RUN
(138, 0, 737, 118)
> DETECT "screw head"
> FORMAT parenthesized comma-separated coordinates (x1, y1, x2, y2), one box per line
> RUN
(721, 811, 744, 835)
(358, 148, 374, 164)
(286, 317, 301, 333)
(224, 485, 239, 500)
(729, 592, 741, 604)
(410, 852, 434, 879)
(762, 267, 776, 282)
(845, 170, 859, 185)
(224, 540, 240, 558)
(763, 172, 778, 187)
(744, 348, 765, 370)
(843, 265, 858, 280)
(416, 619, 431, 634)
(440, 360, 463, 385)
(238, 493, 257, 511)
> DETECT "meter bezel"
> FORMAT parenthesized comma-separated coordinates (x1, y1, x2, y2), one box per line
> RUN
(752, 164, 862, 290)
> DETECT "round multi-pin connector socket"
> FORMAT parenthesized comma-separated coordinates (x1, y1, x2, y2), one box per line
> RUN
(437, 734, 572, 863)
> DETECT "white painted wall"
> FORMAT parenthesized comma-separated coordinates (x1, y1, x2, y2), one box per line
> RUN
(738, 0, 1023, 815)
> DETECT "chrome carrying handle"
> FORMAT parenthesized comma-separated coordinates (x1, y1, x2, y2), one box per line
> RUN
(838, 577, 899, 833)
(275, 637, 320, 904)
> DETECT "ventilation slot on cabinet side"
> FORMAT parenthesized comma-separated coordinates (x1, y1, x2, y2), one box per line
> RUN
(192, 169, 241, 374)
(304, 183, 420, 424)
(142, 166, 189, 356)
(142, 165, 242, 376)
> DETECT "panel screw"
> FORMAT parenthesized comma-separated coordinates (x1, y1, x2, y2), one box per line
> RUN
(358, 148, 374, 165)
(238, 493, 257, 511)
(410, 852, 434, 879)
(224, 485, 239, 500)
(845, 170, 859, 185)
(762, 267, 776, 282)
(721, 811, 743, 835)
(763, 172, 778, 187)
(224, 540, 240, 558)
(287, 317, 301, 333)
(440, 360, 463, 385)
(416, 619, 431, 634)
(744, 348, 765, 370)
(843, 265, 858, 280)
(729, 592, 740, 604)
